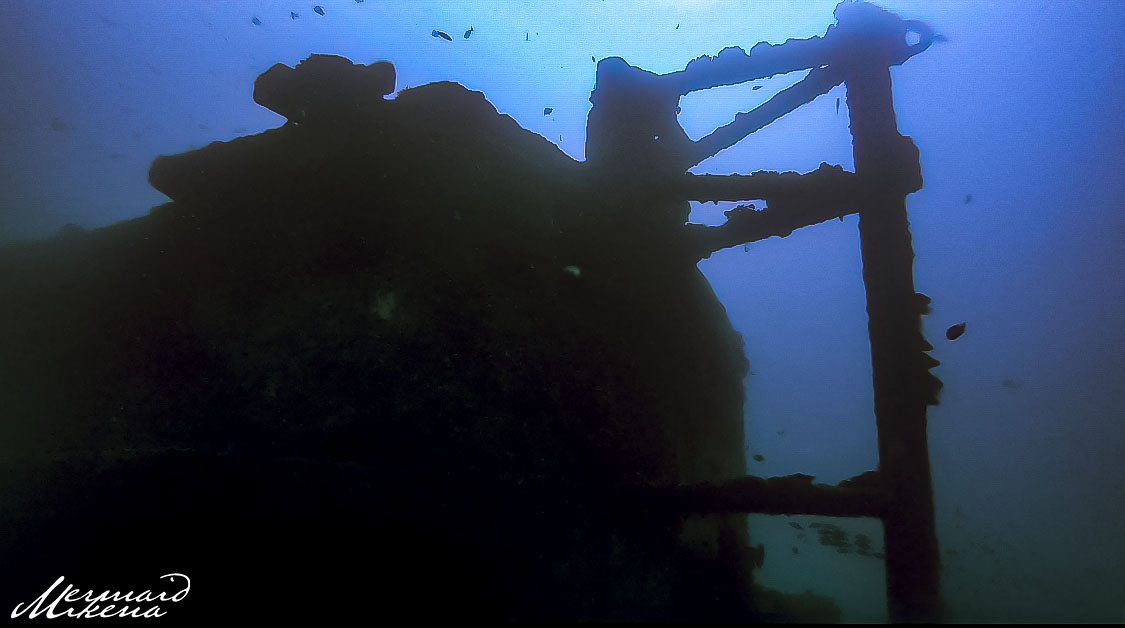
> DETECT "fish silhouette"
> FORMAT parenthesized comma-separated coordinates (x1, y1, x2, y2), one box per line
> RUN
(432, 30, 453, 42)
(464, 26, 473, 39)
(251, 16, 261, 26)
(543, 107, 553, 116)
(946, 322, 966, 341)
(313, 6, 325, 16)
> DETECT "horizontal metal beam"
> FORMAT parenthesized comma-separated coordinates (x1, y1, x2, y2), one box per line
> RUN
(623, 474, 887, 518)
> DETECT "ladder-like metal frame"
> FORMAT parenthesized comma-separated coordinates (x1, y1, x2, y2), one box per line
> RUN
(622, 2, 944, 622)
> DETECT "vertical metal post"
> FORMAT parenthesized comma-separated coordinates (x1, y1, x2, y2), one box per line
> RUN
(844, 34, 943, 626)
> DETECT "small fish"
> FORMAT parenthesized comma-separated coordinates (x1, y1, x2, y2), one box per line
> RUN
(753, 454, 764, 462)
(591, 55, 596, 62)
(355, 0, 364, 3)
(751, 84, 762, 90)
(1000, 378, 1022, 389)
(464, 26, 473, 39)
(525, 32, 529, 41)
(563, 265, 581, 278)
(792, 547, 799, 554)
(432, 29, 452, 41)
(251, 16, 262, 26)
(675, 23, 680, 29)
(743, 244, 751, 252)
(933, 33, 949, 42)
(836, 97, 841, 114)
(290, 11, 299, 20)
(50, 118, 70, 133)
(964, 193, 972, 204)
(788, 522, 802, 530)
(945, 322, 966, 341)
(313, 5, 325, 16)
(543, 107, 553, 116)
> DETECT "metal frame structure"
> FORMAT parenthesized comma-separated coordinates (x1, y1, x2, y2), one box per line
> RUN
(610, 2, 944, 621)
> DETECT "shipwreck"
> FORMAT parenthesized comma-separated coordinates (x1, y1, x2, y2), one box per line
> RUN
(0, 2, 943, 622)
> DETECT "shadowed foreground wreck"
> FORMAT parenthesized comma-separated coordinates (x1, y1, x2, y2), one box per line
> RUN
(0, 2, 943, 622)
(0, 59, 762, 623)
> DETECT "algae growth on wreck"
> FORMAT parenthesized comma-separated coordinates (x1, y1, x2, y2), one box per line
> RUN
(1, 0, 1123, 623)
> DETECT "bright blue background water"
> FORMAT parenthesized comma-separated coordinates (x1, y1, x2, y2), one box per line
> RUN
(2, 0, 1122, 621)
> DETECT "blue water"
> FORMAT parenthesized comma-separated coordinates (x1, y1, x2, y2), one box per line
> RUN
(2, 0, 1122, 621)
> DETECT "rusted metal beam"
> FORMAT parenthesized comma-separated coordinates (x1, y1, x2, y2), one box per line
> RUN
(677, 163, 861, 204)
(689, 66, 845, 165)
(632, 474, 887, 518)
(835, 2, 942, 622)
(681, 168, 863, 260)
(675, 164, 923, 260)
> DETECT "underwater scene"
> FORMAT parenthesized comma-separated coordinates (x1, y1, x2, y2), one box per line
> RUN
(1, 0, 1122, 623)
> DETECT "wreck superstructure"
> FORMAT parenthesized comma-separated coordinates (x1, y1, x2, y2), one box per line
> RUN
(0, 2, 943, 622)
